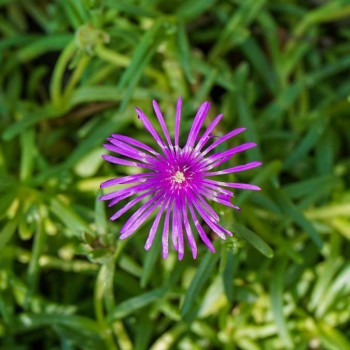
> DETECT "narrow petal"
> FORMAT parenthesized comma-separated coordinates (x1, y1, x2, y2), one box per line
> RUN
(172, 201, 179, 252)
(100, 173, 156, 188)
(107, 185, 159, 207)
(103, 143, 159, 166)
(110, 188, 158, 221)
(191, 197, 227, 240)
(188, 199, 215, 253)
(174, 96, 182, 148)
(99, 180, 158, 201)
(185, 102, 210, 151)
(200, 127, 246, 157)
(120, 194, 165, 239)
(197, 143, 257, 171)
(194, 113, 223, 151)
(202, 181, 234, 196)
(106, 138, 161, 165)
(162, 198, 173, 259)
(181, 195, 197, 259)
(153, 100, 173, 149)
(175, 197, 184, 260)
(198, 188, 240, 211)
(102, 154, 156, 170)
(192, 197, 233, 238)
(198, 186, 232, 201)
(204, 161, 262, 176)
(119, 192, 162, 231)
(227, 183, 261, 190)
(204, 179, 261, 191)
(112, 134, 164, 160)
(145, 199, 169, 251)
(193, 192, 220, 222)
(135, 107, 171, 157)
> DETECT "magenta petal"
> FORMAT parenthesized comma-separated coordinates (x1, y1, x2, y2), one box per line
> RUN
(120, 194, 165, 240)
(195, 113, 223, 151)
(185, 102, 210, 150)
(181, 195, 197, 259)
(110, 188, 158, 221)
(175, 197, 184, 260)
(145, 199, 168, 250)
(120, 192, 162, 235)
(193, 192, 220, 222)
(202, 179, 261, 191)
(225, 182, 261, 190)
(102, 154, 156, 170)
(174, 96, 182, 148)
(99, 181, 158, 201)
(100, 173, 155, 188)
(162, 199, 173, 259)
(188, 199, 215, 253)
(198, 142, 257, 171)
(204, 161, 262, 176)
(201, 127, 246, 156)
(199, 188, 240, 211)
(153, 100, 173, 149)
(135, 107, 171, 158)
(111, 134, 163, 159)
(106, 138, 161, 165)
(202, 182, 233, 196)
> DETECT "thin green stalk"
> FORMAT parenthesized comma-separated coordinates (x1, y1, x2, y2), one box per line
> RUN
(95, 45, 166, 86)
(20, 128, 35, 182)
(95, 45, 130, 67)
(25, 218, 45, 309)
(94, 262, 119, 350)
(62, 54, 91, 103)
(50, 40, 76, 109)
(94, 241, 127, 350)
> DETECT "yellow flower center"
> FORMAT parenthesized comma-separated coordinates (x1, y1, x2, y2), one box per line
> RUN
(173, 171, 186, 184)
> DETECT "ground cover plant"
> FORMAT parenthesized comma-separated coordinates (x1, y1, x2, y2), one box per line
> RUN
(1, 0, 350, 349)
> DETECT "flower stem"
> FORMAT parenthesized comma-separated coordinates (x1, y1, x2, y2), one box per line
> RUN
(50, 40, 76, 109)
(62, 54, 90, 104)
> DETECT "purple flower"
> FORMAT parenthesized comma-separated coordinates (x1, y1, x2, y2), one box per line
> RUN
(99, 97, 261, 260)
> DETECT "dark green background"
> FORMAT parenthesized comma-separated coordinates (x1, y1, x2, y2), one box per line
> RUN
(1, 0, 350, 349)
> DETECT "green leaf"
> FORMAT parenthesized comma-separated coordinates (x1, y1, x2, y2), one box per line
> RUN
(16, 35, 72, 62)
(283, 175, 339, 199)
(315, 263, 350, 317)
(271, 188, 323, 249)
(240, 37, 277, 94)
(180, 251, 219, 318)
(2, 104, 62, 141)
(222, 250, 239, 303)
(15, 313, 105, 349)
(25, 221, 45, 308)
(236, 160, 282, 206)
(20, 128, 35, 182)
(317, 322, 350, 350)
(0, 218, 18, 249)
(270, 260, 293, 348)
(283, 119, 325, 170)
(117, 20, 162, 92)
(140, 234, 161, 288)
(95, 189, 107, 236)
(109, 288, 167, 320)
(232, 223, 274, 258)
(177, 22, 195, 84)
(50, 198, 92, 236)
(176, 0, 217, 19)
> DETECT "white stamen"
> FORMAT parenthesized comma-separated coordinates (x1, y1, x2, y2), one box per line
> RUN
(173, 171, 186, 184)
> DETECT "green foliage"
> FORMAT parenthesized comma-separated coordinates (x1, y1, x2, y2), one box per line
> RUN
(1, 0, 350, 349)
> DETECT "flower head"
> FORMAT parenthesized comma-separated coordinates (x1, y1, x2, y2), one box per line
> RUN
(99, 97, 261, 260)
